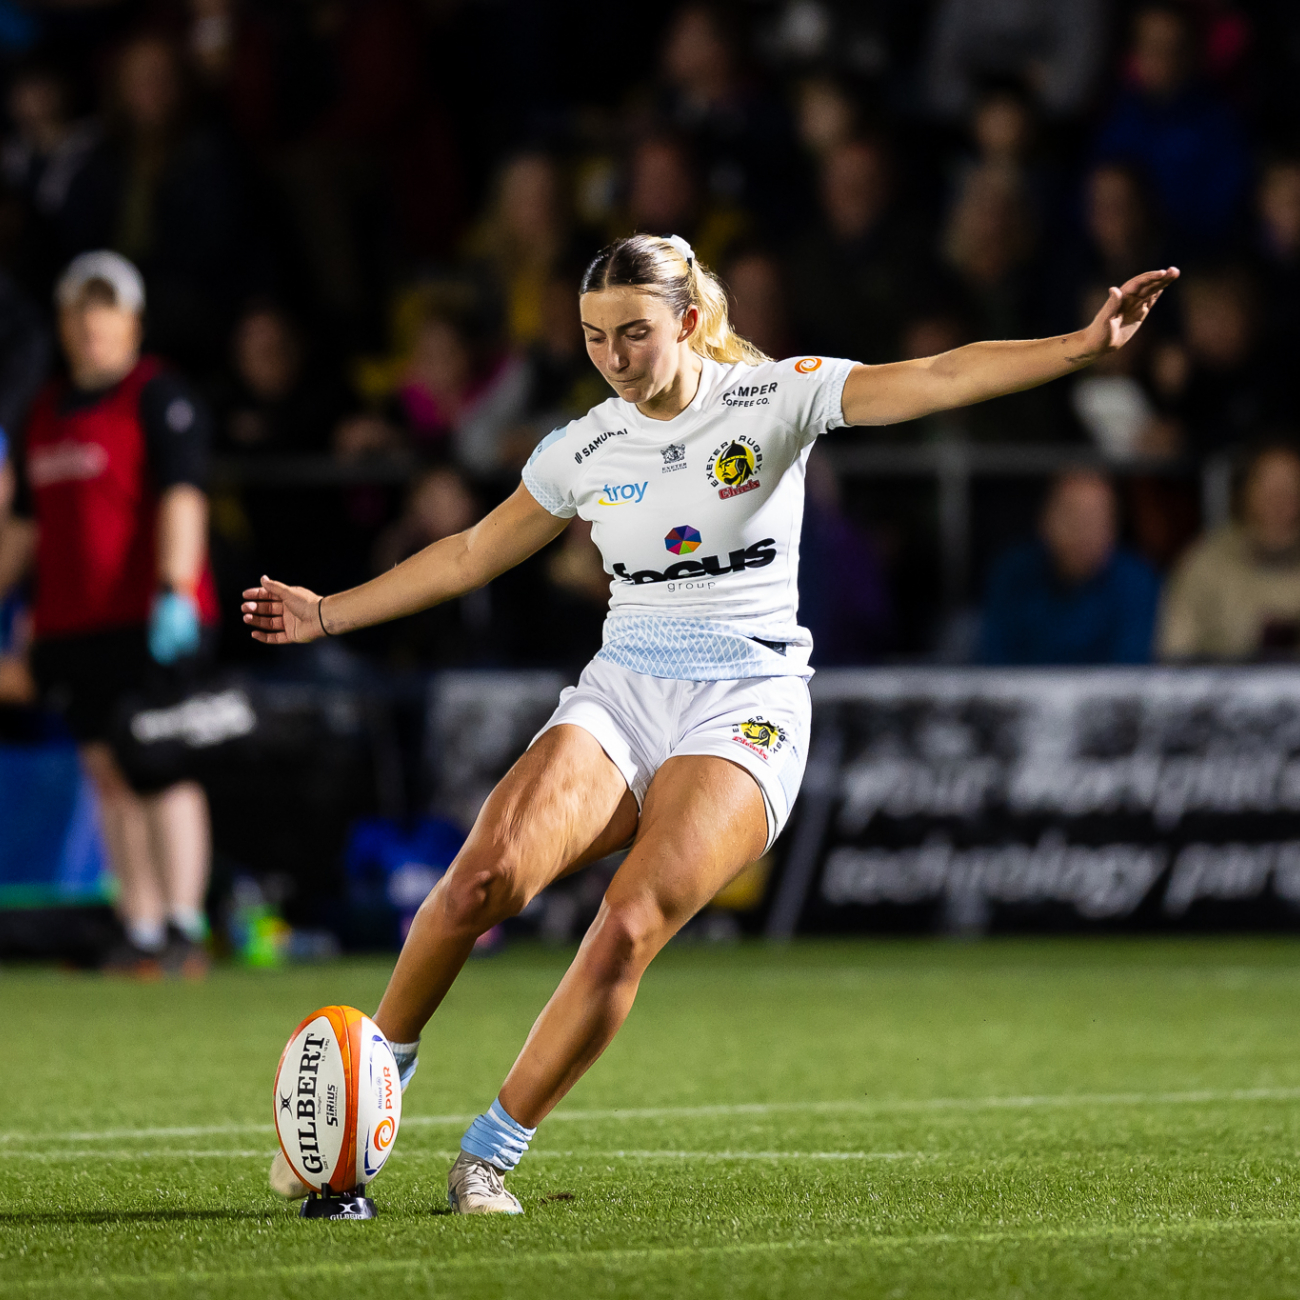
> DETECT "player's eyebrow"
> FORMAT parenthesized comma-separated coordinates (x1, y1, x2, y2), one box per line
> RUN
(581, 318, 652, 333)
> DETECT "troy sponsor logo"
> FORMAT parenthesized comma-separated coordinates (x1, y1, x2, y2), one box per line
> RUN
(722, 380, 778, 408)
(598, 480, 647, 505)
(661, 442, 686, 473)
(706, 435, 763, 499)
(573, 427, 628, 465)
(28, 439, 108, 488)
(731, 717, 787, 761)
(613, 537, 775, 586)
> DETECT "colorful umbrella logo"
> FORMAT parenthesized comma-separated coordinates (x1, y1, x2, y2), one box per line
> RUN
(664, 525, 702, 555)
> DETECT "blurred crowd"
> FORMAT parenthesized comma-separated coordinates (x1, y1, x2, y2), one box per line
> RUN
(5, 0, 1300, 676)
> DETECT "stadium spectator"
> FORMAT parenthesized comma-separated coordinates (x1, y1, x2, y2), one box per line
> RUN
(1095, 4, 1250, 257)
(656, 3, 798, 235)
(89, 33, 248, 373)
(215, 303, 345, 455)
(979, 469, 1161, 665)
(466, 153, 570, 350)
(1, 62, 104, 296)
(1069, 285, 1166, 460)
(1159, 443, 1300, 660)
(942, 163, 1039, 341)
(1252, 159, 1300, 400)
(0, 251, 217, 975)
(1053, 163, 1165, 333)
(1155, 268, 1275, 457)
(800, 449, 892, 664)
(723, 249, 795, 360)
(788, 138, 925, 364)
(921, 0, 1106, 120)
(371, 465, 497, 667)
(622, 134, 746, 271)
(791, 77, 859, 162)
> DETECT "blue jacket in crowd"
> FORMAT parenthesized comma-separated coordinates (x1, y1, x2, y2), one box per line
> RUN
(978, 540, 1161, 666)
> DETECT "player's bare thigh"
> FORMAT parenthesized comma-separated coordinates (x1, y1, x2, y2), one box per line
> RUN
(595, 754, 768, 959)
(375, 724, 637, 1041)
(425, 722, 637, 932)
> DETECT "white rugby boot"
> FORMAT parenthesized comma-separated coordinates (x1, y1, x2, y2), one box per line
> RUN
(446, 1151, 523, 1214)
(268, 1149, 310, 1199)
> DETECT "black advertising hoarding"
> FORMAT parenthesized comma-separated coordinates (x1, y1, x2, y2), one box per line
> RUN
(771, 668, 1300, 935)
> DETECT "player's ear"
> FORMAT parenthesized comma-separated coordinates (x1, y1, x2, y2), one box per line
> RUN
(678, 305, 699, 343)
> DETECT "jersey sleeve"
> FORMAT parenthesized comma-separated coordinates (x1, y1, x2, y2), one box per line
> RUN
(140, 371, 212, 491)
(521, 425, 579, 518)
(774, 355, 857, 445)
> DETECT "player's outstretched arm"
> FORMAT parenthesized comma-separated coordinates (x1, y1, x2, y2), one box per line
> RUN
(840, 267, 1179, 428)
(241, 483, 568, 644)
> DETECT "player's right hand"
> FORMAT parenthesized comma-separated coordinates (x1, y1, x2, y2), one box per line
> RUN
(241, 575, 322, 644)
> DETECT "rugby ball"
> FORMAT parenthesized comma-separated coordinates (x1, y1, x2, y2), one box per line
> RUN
(273, 1005, 402, 1193)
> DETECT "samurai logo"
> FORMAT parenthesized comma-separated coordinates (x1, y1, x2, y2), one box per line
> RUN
(706, 435, 763, 500)
(731, 717, 787, 761)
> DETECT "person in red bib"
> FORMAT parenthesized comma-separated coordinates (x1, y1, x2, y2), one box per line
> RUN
(0, 251, 216, 975)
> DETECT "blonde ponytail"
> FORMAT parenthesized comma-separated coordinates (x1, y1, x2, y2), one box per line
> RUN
(580, 233, 770, 366)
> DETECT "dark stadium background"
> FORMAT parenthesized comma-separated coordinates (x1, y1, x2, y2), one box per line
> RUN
(5, 0, 1300, 960)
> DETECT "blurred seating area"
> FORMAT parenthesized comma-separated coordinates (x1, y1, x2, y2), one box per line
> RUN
(3, 0, 1300, 675)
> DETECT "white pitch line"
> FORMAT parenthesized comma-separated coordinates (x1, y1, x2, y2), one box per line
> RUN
(3, 1148, 922, 1164)
(4, 1085, 1300, 1147)
(6, 1149, 272, 1162)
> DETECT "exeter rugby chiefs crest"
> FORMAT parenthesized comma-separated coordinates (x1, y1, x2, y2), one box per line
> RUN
(731, 717, 786, 761)
(706, 434, 763, 500)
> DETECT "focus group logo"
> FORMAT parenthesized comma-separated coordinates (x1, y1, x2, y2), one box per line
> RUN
(706, 434, 763, 500)
(612, 529, 777, 588)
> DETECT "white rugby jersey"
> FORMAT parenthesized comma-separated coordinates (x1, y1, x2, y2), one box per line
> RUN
(522, 353, 856, 680)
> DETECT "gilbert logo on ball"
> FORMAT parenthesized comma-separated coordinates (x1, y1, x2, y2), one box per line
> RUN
(273, 1005, 402, 1192)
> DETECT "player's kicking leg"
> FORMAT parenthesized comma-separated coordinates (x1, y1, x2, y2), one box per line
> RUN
(269, 723, 636, 1200)
(446, 753, 766, 1213)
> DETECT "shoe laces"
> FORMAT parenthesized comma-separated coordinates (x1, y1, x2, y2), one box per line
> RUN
(459, 1156, 509, 1198)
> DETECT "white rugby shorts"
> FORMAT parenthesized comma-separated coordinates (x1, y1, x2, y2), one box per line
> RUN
(535, 658, 811, 852)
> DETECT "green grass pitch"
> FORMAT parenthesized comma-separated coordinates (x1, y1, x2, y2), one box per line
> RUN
(4, 938, 1300, 1298)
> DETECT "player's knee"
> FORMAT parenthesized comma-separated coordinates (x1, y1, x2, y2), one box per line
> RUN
(587, 898, 670, 982)
(436, 851, 528, 935)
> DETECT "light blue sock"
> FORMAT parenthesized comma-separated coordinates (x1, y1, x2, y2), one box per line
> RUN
(460, 1098, 536, 1171)
(390, 1038, 419, 1091)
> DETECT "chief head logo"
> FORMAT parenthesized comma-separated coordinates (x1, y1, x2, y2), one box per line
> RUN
(714, 442, 756, 487)
(738, 719, 780, 749)
(373, 1117, 395, 1151)
(665, 525, 702, 555)
(795, 357, 822, 374)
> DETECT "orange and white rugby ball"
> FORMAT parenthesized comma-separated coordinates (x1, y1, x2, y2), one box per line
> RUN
(273, 1005, 401, 1193)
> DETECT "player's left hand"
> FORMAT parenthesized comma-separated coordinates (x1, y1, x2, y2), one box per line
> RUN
(1080, 267, 1180, 358)
(241, 575, 322, 645)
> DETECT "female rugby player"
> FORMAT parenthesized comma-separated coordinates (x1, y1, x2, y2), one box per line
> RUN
(247, 233, 1176, 1213)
